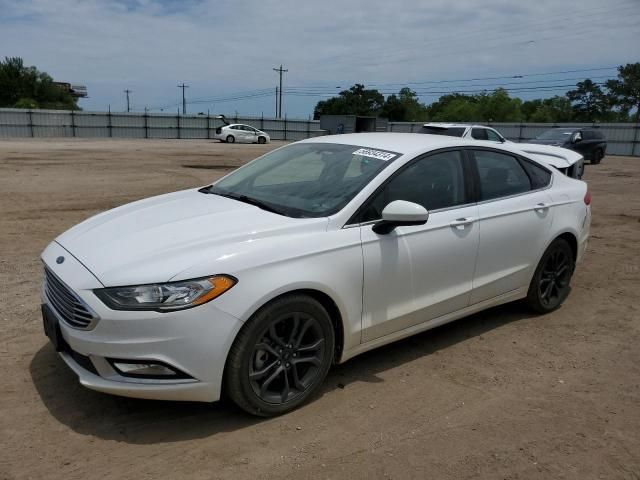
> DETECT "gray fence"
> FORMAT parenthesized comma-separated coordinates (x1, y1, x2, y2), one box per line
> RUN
(388, 121, 640, 156)
(1, 108, 638, 156)
(0, 108, 323, 142)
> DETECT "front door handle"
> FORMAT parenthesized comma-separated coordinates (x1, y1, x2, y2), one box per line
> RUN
(534, 202, 550, 212)
(450, 217, 475, 229)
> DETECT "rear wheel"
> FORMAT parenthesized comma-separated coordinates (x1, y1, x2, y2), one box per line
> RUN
(225, 294, 334, 416)
(592, 148, 603, 164)
(226, 135, 235, 144)
(526, 238, 575, 313)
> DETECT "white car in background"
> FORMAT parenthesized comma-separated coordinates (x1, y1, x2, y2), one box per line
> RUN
(214, 123, 270, 144)
(420, 123, 509, 143)
(41, 133, 590, 416)
(418, 123, 584, 179)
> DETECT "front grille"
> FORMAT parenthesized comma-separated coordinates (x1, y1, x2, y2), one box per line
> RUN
(44, 267, 98, 329)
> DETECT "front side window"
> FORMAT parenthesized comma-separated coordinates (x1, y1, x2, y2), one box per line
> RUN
(209, 143, 397, 218)
(360, 150, 466, 222)
(473, 150, 531, 201)
(486, 129, 502, 142)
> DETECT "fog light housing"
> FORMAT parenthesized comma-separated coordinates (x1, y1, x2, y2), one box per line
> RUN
(108, 359, 192, 380)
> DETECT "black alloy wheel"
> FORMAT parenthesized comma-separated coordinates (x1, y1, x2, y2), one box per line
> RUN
(526, 238, 575, 313)
(248, 312, 325, 404)
(225, 294, 334, 416)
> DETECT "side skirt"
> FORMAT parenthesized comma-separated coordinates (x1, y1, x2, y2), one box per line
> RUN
(339, 287, 527, 363)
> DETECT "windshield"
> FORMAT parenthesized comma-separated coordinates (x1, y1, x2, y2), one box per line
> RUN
(536, 129, 573, 141)
(420, 126, 466, 137)
(208, 143, 398, 218)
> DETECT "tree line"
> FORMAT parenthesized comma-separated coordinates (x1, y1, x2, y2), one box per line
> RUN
(314, 63, 640, 123)
(0, 57, 80, 110)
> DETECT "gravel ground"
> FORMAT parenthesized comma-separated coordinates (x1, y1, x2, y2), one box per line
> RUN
(0, 138, 639, 480)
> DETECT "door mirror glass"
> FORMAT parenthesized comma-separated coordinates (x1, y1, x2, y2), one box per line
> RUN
(373, 200, 429, 234)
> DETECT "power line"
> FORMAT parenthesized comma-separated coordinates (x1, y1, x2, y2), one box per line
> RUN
(177, 83, 189, 114)
(124, 89, 132, 112)
(273, 65, 288, 118)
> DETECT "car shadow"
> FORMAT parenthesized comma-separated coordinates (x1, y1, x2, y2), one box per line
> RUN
(30, 301, 538, 444)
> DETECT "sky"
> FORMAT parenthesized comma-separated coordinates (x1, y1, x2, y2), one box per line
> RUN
(1, 0, 639, 118)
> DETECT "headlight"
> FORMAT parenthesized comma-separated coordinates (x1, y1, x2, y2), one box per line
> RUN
(94, 275, 236, 311)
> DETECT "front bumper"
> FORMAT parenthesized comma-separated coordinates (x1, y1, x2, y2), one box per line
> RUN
(41, 241, 243, 402)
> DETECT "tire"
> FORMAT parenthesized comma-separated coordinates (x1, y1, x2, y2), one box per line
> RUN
(525, 238, 575, 314)
(258, 136, 267, 144)
(226, 135, 235, 144)
(225, 294, 335, 417)
(591, 148, 603, 165)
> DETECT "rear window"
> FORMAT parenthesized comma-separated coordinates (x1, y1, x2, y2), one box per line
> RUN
(420, 126, 466, 137)
(520, 159, 552, 189)
(589, 129, 605, 139)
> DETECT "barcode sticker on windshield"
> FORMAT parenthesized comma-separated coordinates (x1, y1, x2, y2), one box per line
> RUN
(352, 148, 397, 162)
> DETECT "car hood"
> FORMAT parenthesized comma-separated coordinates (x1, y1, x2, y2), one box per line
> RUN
(55, 188, 326, 286)
(527, 139, 567, 147)
(513, 143, 582, 168)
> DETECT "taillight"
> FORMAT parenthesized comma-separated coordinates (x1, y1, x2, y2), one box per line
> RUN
(584, 191, 592, 205)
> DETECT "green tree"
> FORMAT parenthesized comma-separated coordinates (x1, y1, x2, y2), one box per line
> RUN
(566, 79, 609, 121)
(313, 84, 384, 119)
(606, 63, 640, 121)
(0, 57, 79, 110)
(476, 88, 524, 122)
(380, 87, 428, 121)
(522, 96, 574, 122)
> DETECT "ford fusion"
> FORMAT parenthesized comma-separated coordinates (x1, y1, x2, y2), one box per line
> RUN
(41, 133, 590, 416)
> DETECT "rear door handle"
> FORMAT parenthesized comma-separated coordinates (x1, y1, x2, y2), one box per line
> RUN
(450, 217, 475, 229)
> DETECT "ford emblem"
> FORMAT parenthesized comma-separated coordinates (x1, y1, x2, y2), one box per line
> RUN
(56, 256, 65, 264)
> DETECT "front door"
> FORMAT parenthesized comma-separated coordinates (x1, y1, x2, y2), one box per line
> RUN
(358, 150, 480, 342)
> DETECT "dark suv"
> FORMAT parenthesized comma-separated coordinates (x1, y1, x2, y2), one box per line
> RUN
(530, 127, 607, 164)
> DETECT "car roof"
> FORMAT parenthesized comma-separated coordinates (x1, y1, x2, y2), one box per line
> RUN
(298, 132, 513, 157)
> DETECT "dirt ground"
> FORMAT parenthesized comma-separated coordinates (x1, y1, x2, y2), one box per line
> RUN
(0, 138, 639, 480)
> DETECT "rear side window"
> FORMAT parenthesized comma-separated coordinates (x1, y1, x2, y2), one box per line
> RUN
(582, 130, 594, 140)
(360, 150, 466, 221)
(471, 128, 488, 140)
(473, 150, 531, 201)
(520, 159, 552, 189)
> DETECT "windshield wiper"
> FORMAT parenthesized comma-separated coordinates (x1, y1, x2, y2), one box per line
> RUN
(208, 190, 284, 215)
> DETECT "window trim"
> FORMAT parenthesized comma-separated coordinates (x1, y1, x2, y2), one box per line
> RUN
(344, 147, 475, 227)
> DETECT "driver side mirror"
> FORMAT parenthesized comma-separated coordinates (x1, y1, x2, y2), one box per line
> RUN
(572, 132, 582, 143)
(373, 200, 429, 234)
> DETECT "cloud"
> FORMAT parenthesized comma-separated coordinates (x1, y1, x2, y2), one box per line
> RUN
(1, 0, 638, 116)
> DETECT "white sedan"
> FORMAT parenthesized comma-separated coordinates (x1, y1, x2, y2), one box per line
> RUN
(41, 133, 590, 416)
(213, 123, 270, 144)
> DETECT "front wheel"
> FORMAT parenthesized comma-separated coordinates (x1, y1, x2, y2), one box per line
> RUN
(225, 294, 335, 416)
(258, 136, 267, 144)
(526, 238, 575, 313)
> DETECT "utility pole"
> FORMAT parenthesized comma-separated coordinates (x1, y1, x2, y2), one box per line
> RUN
(177, 83, 189, 115)
(272, 65, 288, 118)
(275, 86, 279, 117)
(124, 89, 132, 112)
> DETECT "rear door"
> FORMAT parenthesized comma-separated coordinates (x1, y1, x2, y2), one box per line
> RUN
(469, 149, 555, 304)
